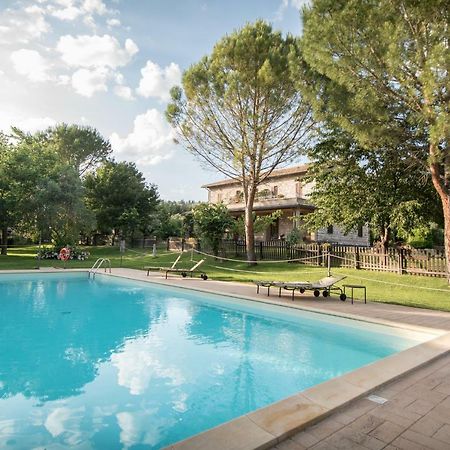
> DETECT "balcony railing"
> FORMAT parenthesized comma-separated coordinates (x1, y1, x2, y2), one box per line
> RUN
(227, 192, 287, 204)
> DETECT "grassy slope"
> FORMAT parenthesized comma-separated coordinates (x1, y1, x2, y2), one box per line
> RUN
(1, 245, 449, 312)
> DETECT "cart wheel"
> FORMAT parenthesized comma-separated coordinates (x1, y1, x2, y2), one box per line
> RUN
(181, 272, 187, 278)
(340, 293, 347, 301)
(314, 290, 320, 297)
(323, 290, 329, 298)
(299, 288, 305, 294)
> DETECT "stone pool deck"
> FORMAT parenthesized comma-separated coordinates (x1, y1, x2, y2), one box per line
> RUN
(3, 267, 450, 450)
(272, 352, 450, 450)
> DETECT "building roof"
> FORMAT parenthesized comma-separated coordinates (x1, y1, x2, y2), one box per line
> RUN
(201, 163, 309, 189)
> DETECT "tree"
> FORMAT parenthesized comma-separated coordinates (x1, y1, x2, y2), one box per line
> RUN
(0, 136, 91, 252)
(84, 161, 159, 244)
(167, 20, 315, 263)
(304, 133, 442, 249)
(34, 164, 95, 248)
(300, 0, 450, 279)
(193, 203, 234, 256)
(35, 124, 111, 176)
(0, 134, 12, 254)
(155, 201, 198, 239)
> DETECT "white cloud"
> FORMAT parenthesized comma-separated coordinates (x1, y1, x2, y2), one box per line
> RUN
(136, 61, 181, 102)
(16, 117, 56, 133)
(0, 112, 56, 134)
(82, 0, 107, 15)
(0, 5, 50, 44)
(48, 0, 108, 21)
(57, 34, 138, 68)
(10, 49, 51, 83)
(71, 67, 109, 97)
(51, 5, 83, 21)
(275, 0, 310, 21)
(110, 109, 175, 167)
(114, 85, 134, 100)
(58, 74, 71, 85)
(113, 72, 133, 100)
(107, 18, 121, 27)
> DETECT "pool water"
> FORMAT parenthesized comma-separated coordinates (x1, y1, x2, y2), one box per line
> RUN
(0, 273, 427, 449)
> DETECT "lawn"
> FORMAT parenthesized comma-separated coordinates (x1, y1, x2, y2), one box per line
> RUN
(1, 245, 450, 312)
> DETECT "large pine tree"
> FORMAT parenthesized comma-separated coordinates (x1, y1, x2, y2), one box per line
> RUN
(301, 0, 450, 280)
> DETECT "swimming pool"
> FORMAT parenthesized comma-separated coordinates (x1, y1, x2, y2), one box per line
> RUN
(0, 272, 429, 449)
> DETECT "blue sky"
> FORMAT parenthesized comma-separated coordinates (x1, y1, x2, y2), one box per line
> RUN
(0, 0, 306, 200)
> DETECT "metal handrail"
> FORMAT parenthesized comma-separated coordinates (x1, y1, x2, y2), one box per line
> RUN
(88, 258, 111, 278)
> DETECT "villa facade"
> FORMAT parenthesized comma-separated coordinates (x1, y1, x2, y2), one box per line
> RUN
(202, 164, 370, 246)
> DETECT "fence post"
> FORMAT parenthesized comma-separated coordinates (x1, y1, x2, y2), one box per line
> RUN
(355, 246, 360, 269)
(259, 241, 263, 260)
(319, 244, 323, 266)
(398, 248, 405, 275)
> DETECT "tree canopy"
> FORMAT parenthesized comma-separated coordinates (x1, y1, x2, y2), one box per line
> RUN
(0, 133, 92, 251)
(193, 203, 234, 256)
(84, 161, 159, 243)
(40, 124, 112, 176)
(304, 132, 442, 248)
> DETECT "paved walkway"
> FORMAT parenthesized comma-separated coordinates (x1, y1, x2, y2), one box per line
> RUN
(272, 352, 450, 450)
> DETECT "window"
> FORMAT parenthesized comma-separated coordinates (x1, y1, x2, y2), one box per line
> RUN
(295, 181, 302, 197)
(272, 185, 278, 197)
(217, 192, 223, 202)
(357, 225, 363, 237)
(327, 224, 334, 234)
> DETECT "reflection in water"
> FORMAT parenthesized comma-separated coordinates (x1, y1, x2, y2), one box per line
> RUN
(0, 273, 419, 449)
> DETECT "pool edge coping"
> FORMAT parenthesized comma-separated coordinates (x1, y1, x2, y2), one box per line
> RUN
(2, 268, 450, 450)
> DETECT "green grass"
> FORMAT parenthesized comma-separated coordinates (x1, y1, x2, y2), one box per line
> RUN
(1, 245, 450, 312)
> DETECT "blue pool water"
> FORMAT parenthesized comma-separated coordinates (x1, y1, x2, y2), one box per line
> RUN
(0, 273, 427, 449)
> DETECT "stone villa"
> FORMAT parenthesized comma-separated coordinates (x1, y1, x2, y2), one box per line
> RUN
(202, 164, 370, 246)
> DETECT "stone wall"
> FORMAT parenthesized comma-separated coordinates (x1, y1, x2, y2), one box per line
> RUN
(314, 225, 370, 246)
(207, 175, 312, 204)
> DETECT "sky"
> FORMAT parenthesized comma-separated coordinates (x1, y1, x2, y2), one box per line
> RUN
(0, 0, 307, 201)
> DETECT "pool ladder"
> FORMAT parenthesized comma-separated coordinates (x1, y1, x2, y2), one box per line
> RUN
(89, 258, 111, 278)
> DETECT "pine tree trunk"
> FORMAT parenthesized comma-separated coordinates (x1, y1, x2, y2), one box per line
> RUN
(1, 227, 7, 255)
(442, 201, 450, 283)
(429, 144, 450, 283)
(244, 187, 257, 264)
(431, 184, 450, 283)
